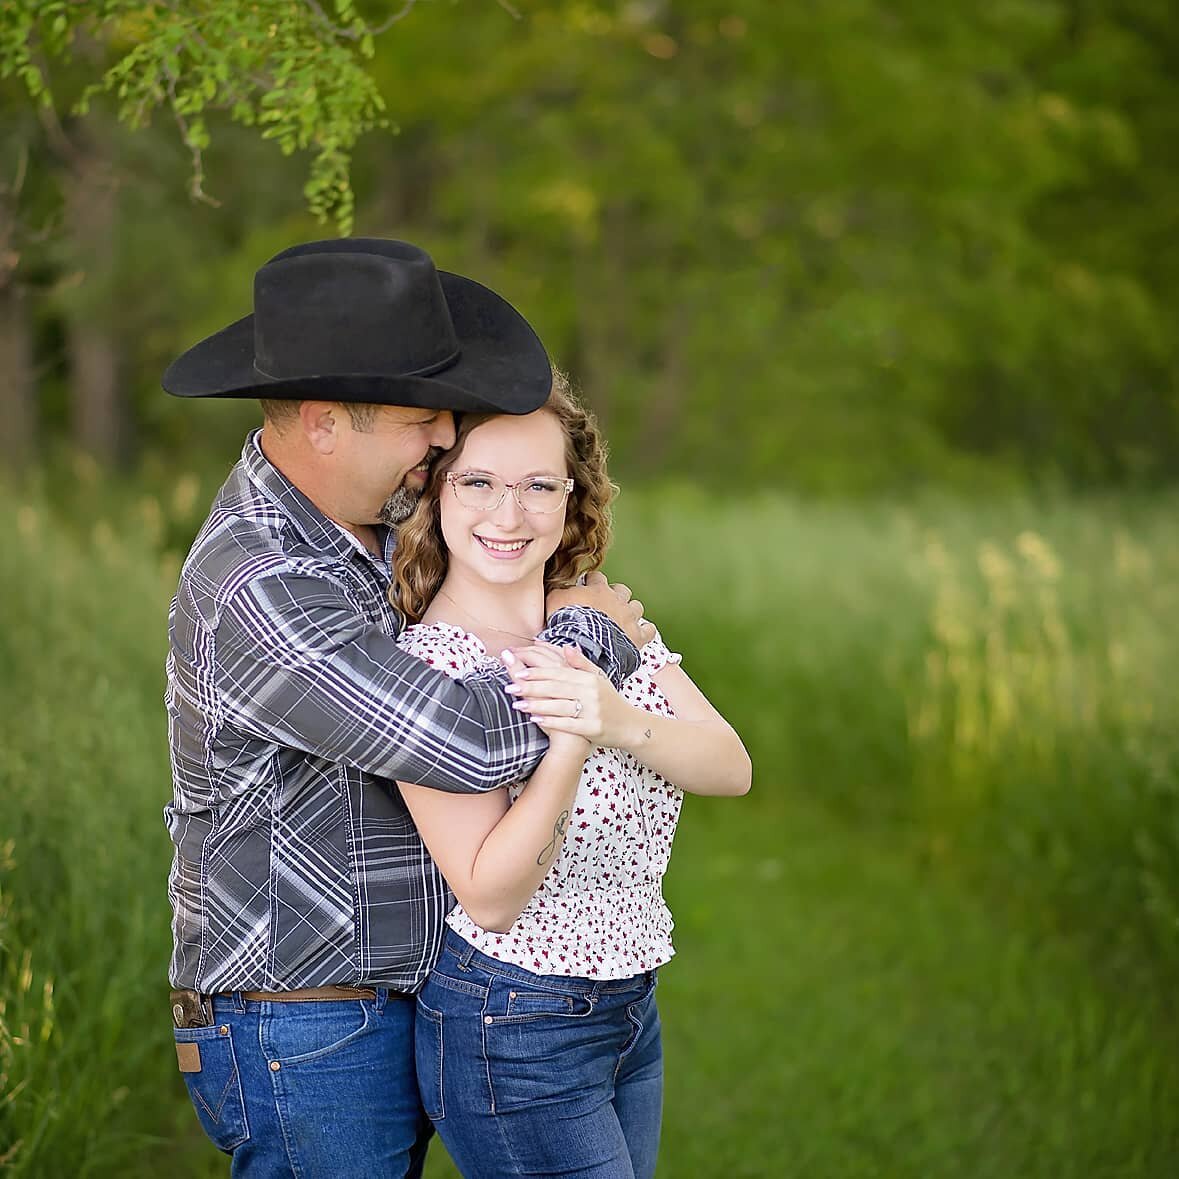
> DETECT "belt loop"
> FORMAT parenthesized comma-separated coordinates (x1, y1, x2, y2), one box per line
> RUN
(457, 941, 477, 971)
(231, 991, 246, 1014)
(373, 986, 387, 1014)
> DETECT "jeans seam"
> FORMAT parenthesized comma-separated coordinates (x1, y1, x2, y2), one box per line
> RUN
(616, 982, 657, 1078)
(260, 1013, 306, 1178)
(417, 999, 446, 1122)
(480, 986, 497, 1117)
(271, 1072, 305, 1179)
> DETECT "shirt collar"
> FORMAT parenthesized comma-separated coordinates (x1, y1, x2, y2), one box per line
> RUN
(241, 430, 391, 567)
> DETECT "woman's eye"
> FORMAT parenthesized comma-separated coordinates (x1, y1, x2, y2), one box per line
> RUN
(529, 480, 558, 493)
(459, 476, 492, 489)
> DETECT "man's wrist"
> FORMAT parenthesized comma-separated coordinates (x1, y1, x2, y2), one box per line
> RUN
(539, 606, 640, 685)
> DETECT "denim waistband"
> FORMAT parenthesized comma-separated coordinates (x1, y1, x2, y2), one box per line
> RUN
(439, 928, 655, 995)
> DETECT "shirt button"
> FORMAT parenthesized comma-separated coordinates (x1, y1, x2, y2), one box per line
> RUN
(269, 1061, 281, 1072)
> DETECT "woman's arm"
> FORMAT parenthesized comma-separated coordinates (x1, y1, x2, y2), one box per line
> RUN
(397, 730, 591, 934)
(508, 648, 753, 798)
(618, 662, 751, 796)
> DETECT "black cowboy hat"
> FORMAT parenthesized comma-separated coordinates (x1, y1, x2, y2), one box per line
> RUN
(162, 237, 552, 413)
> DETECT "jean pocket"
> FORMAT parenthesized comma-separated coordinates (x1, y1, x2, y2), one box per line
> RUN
(174, 1025, 249, 1153)
(414, 997, 445, 1123)
(262, 999, 373, 1066)
(483, 979, 604, 1115)
(494, 980, 592, 1024)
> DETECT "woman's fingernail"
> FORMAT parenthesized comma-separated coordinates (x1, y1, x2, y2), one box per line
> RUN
(501, 649, 515, 665)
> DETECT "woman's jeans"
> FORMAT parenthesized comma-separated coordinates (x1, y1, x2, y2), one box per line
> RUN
(172, 989, 431, 1178)
(416, 930, 663, 1179)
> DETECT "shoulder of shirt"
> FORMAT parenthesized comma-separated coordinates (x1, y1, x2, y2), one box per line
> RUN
(397, 620, 494, 678)
(175, 471, 350, 630)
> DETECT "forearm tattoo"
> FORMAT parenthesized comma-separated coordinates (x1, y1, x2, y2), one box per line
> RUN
(537, 810, 570, 866)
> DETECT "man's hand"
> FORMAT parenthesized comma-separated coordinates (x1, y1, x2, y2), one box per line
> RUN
(545, 572, 655, 648)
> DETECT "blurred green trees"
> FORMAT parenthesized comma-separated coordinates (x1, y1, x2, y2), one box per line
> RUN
(2, 0, 1177, 489)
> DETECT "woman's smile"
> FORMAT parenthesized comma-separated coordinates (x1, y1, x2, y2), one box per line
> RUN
(474, 534, 533, 559)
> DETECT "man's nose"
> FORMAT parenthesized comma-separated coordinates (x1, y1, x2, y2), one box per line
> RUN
(432, 412, 457, 450)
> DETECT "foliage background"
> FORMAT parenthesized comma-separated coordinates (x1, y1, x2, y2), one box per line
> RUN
(3, 0, 1179, 489)
(2, 1, 1178, 1175)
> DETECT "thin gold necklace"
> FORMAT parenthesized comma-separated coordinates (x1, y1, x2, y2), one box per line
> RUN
(435, 588, 540, 645)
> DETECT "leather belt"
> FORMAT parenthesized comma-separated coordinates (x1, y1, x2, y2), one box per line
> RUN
(228, 985, 378, 1003)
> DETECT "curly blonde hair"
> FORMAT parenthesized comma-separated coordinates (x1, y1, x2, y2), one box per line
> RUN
(391, 371, 615, 624)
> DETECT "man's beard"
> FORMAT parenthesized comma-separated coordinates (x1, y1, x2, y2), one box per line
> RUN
(378, 484, 423, 527)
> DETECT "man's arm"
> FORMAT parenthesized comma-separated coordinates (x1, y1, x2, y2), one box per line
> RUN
(538, 605, 640, 686)
(208, 571, 630, 793)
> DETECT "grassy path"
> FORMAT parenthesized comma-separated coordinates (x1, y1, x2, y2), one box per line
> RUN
(4, 486, 1176, 1176)
(427, 794, 1178, 1178)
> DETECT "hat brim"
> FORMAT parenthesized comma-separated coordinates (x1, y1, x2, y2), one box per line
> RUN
(161, 272, 552, 414)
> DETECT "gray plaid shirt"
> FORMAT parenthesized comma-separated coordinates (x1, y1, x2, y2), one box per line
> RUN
(165, 432, 638, 993)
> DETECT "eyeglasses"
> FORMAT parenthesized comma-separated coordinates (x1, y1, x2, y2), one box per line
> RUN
(446, 471, 574, 514)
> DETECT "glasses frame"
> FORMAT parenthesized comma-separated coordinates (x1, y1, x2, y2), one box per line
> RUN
(445, 471, 575, 514)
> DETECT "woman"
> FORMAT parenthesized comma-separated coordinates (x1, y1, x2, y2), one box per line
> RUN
(391, 373, 751, 1179)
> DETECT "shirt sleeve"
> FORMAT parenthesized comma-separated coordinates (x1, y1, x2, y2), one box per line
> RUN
(538, 606, 640, 685)
(213, 570, 549, 793)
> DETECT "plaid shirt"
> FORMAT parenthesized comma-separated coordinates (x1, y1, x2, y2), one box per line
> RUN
(164, 432, 638, 993)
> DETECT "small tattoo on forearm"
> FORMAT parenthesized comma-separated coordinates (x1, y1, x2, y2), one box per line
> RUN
(537, 810, 569, 866)
(644, 728, 652, 740)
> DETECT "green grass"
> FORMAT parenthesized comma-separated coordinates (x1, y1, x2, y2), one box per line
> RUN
(422, 799, 1179, 1178)
(2, 474, 1177, 1176)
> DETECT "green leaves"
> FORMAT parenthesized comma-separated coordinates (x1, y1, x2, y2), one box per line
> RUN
(0, 0, 398, 233)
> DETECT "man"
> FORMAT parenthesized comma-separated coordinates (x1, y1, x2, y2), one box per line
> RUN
(162, 237, 649, 1176)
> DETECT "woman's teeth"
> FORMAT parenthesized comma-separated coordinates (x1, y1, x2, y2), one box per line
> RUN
(477, 537, 529, 553)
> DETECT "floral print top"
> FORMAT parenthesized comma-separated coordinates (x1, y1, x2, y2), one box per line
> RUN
(397, 621, 685, 979)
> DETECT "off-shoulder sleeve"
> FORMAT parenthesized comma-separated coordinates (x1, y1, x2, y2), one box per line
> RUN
(396, 622, 496, 680)
(638, 623, 683, 676)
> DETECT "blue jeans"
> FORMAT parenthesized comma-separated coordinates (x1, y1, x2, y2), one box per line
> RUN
(415, 930, 663, 1179)
(173, 989, 431, 1177)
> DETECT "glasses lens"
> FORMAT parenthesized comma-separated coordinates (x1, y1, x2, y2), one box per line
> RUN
(452, 474, 503, 510)
(518, 479, 569, 514)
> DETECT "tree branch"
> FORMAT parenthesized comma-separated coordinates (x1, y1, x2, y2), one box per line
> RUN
(301, 0, 419, 40)
(162, 63, 219, 207)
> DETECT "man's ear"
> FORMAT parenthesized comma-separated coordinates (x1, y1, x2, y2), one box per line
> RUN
(300, 401, 342, 454)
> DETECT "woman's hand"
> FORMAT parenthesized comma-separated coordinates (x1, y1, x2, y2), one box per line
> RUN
(505, 646, 644, 749)
(503, 643, 594, 756)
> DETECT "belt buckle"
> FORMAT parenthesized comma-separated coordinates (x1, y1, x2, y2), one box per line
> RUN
(170, 988, 214, 1028)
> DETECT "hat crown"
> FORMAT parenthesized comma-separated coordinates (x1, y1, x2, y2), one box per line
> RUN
(161, 234, 552, 414)
(252, 239, 460, 381)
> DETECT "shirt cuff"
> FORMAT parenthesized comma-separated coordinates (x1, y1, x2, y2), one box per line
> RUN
(539, 607, 640, 686)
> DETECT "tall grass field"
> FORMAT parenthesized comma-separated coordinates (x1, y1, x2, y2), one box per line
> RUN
(2, 463, 1177, 1176)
